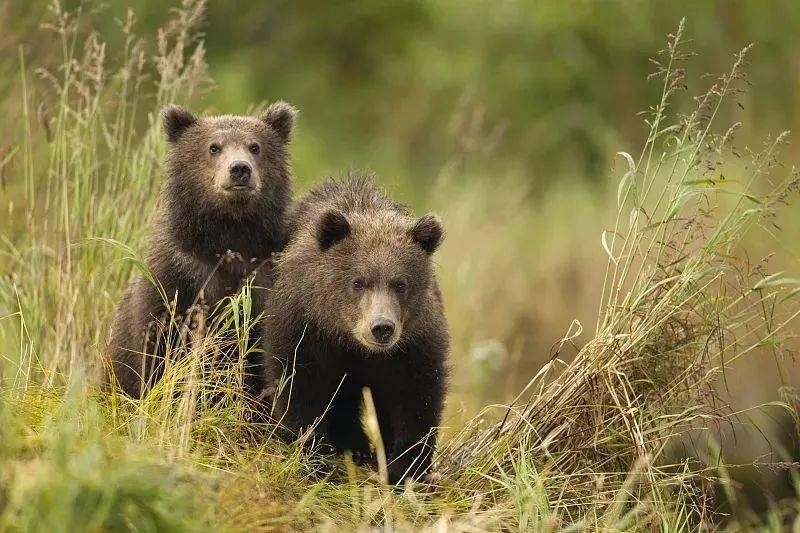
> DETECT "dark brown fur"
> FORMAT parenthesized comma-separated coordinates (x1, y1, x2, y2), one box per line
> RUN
(107, 102, 297, 398)
(264, 174, 449, 484)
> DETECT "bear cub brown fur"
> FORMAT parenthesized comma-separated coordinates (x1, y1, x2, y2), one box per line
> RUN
(264, 174, 449, 484)
(108, 102, 297, 398)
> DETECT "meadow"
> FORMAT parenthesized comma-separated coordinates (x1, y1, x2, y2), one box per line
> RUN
(1, 2, 800, 531)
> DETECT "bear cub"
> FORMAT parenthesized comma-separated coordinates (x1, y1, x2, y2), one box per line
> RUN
(108, 102, 297, 398)
(264, 174, 449, 484)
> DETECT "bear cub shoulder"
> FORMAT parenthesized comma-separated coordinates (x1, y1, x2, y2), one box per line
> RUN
(264, 174, 449, 484)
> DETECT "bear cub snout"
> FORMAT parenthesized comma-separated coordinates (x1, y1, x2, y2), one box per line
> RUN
(228, 160, 252, 188)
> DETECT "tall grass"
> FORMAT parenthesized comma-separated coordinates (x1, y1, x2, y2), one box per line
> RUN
(439, 21, 800, 528)
(1, 5, 799, 531)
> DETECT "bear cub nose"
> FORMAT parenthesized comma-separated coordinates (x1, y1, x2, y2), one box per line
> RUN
(371, 319, 396, 344)
(228, 160, 252, 186)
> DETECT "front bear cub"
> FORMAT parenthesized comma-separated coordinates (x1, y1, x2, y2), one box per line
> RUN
(107, 102, 297, 398)
(264, 175, 449, 484)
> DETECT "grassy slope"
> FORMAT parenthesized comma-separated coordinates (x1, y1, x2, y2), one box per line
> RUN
(1, 5, 800, 532)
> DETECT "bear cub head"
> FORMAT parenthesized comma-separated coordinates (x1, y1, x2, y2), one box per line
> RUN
(161, 102, 296, 219)
(283, 179, 444, 353)
(316, 210, 442, 351)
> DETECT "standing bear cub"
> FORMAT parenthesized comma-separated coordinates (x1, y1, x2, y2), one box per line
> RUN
(108, 102, 297, 398)
(264, 175, 449, 484)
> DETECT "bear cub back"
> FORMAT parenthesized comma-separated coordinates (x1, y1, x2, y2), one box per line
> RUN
(264, 174, 449, 484)
(107, 102, 297, 398)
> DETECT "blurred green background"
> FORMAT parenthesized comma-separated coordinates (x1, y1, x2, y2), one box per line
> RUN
(5, 0, 800, 194)
(2, 0, 800, 510)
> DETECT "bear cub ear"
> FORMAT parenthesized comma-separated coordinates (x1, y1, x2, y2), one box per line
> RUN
(261, 101, 298, 143)
(317, 210, 351, 251)
(410, 214, 443, 254)
(162, 105, 196, 143)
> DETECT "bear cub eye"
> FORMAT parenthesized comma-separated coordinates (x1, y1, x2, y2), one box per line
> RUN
(248, 143, 261, 155)
(392, 281, 407, 294)
(209, 143, 221, 155)
(352, 279, 365, 292)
